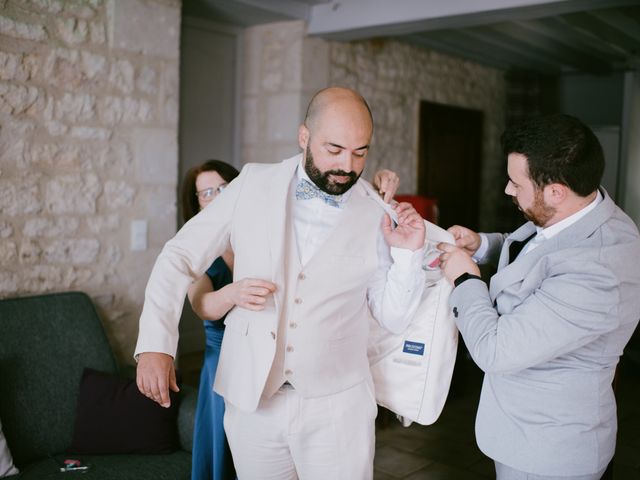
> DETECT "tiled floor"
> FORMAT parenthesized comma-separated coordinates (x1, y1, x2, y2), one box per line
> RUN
(179, 347, 640, 479)
(373, 352, 640, 479)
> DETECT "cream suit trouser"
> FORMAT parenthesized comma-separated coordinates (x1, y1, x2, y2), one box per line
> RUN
(223, 380, 378, 479)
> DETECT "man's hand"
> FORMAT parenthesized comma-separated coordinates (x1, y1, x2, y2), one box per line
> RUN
(136, 352, 179, 408)
(448, 225, 482, 256)
(221, 278, 277, 311)
(382, 202, 425, 251)
(437, 242, 481, 284)
(373, 169, 400, 203)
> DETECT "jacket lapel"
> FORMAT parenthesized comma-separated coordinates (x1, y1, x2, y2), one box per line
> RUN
(266, 155, 300, 310)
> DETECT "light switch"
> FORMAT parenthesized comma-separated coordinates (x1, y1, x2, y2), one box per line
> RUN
(130, 220, 147, 251)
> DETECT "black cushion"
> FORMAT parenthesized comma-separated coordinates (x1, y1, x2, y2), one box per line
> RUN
(68, 368, 179, 455)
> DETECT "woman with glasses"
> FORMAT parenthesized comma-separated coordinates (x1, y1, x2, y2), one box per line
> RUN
(182, 159, 270, 480)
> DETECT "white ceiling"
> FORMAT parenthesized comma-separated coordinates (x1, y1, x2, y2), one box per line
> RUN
(183, 0, 640, 74)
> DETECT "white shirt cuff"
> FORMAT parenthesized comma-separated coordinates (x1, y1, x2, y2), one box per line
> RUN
(472, 234, 489, 262)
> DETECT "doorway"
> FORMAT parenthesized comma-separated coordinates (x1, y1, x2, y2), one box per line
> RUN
(418, 101, 483, 231)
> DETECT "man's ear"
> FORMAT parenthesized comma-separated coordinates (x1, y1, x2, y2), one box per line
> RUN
(545, 183, 568, 206)
(298, 124, 309, 150)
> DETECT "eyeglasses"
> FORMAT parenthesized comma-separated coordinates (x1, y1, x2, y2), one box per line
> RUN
(196, 183, 228, 201)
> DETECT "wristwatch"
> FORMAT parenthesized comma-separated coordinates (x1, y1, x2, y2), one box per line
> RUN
(454, 272, 482, 288)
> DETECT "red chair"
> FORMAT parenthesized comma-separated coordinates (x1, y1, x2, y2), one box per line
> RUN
(395, 195, 439, 224)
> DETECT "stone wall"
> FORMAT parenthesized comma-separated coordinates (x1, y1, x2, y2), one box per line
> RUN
(329, 39, 506, 231)
(241, 20, 329, 165)
(0, 0, 181, 364)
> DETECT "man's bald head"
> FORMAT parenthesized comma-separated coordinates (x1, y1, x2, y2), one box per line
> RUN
(304, 87, 373, 133)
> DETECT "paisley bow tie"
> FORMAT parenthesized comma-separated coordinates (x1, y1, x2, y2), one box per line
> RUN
(295, 179, 343, 208)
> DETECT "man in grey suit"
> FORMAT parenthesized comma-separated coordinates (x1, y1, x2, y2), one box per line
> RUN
(438, 114, 640, 479)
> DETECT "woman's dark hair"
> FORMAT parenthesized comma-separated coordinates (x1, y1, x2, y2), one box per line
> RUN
(500, 114, 604, 197)
(181, 159, 240, 222)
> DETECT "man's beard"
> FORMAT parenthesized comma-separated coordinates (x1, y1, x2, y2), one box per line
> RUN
(304, 145, 360, 195)
(513, 188, 555, 227)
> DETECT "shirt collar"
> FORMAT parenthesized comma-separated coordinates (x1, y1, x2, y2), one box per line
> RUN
(295, 159, 353, 204)
(536, 189, 603, 239)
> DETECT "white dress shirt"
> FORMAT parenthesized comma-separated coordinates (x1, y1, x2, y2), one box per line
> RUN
(292, 162, 425, 334)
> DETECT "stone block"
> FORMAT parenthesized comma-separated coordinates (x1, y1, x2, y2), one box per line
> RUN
(70, 126, 111, 140)
(55, 92, 96, 122)
(0, 221, 13, 238)
(242, 97, 259, 145)
(0, 272, 18, 296)
(136, 65, 157, 94)
(44, 238, 100, 264)
(22, 265, 63, 292)
(45, 121, 69, 136)
(0, 240, 17, 265)
(0, 83, 39, 115)
(133, 127, 177, 185)
(45, 173, 101, 213)
(1, 139, 28, 169)
(103, 180, 135, 209)
(44, 48, 83, 87)
(108, 0, 179, 59)
(19, 239, 41, 264)
(64, 0, 98, 18)
(23, 217, 79, 237)
(90, 21, 106, 44)
(302, 37, 329, 92)
(265, 93, 302, 144)
(87, 213, 119, 233)
(163, 96, 177, 126)
(0, 179, 42, 215)
(13, 0, 64, 14)
(80, 50, 107, 79)
(56, 17, 89, 45)
(0, 15, 47, 41)
(108, 59, 134, 94)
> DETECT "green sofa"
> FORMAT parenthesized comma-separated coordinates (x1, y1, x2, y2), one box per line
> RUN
(0, 292, 195, 479)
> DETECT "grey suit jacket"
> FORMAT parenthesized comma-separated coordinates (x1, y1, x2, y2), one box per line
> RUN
(450, 189, 640, 476)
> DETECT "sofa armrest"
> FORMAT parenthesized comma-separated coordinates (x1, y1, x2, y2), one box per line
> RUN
(177, 384, 197, 452)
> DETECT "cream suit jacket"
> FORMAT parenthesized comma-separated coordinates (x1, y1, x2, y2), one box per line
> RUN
(136, 155, 392, 412)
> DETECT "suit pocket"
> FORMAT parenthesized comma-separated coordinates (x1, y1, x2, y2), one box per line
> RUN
(224, 314, 250, 335)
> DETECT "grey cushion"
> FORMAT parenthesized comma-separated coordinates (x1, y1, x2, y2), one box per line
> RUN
(7, 451, 191, 479)
(0, 292, 118, 466)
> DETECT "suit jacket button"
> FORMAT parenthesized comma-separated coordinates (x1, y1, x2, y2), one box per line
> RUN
(453, 307, 458, 318)
(294, 298, 302, 304)
(298, 272, 306, 280)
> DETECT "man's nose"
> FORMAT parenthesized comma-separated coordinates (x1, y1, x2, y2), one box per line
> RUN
(338, 152, 353, 172)
(504, 182, 514, 196)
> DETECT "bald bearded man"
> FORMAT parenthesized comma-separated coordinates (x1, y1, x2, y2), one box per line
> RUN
(135, 87, 426, 479)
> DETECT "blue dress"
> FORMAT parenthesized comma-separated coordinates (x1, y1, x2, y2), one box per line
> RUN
(191, 257, 235, 480)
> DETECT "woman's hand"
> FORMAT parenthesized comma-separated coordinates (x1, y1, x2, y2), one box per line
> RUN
(373, 169, 400, 203)
(221, 278, 277, 311)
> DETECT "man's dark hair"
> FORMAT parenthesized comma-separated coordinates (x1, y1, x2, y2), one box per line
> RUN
(500, 114, 604, 197)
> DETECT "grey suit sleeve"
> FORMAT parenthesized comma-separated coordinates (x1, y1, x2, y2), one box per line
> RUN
(476, 232, 508, 267)
(450, 260, 621, 374)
